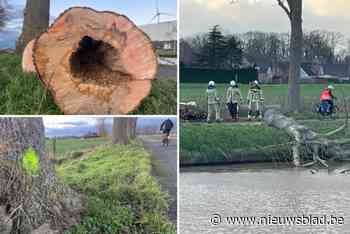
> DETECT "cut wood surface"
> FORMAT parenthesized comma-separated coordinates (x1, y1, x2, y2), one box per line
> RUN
(22, 39, 35, 73)
(30, 7, 157, 114)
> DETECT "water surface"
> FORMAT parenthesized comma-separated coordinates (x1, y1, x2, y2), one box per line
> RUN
(180, 163, 350, 234)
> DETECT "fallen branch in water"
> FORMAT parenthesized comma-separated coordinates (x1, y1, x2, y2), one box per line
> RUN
(263, 109, 350, 168)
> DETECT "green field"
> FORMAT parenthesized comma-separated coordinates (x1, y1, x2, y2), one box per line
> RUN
(50, 138, 175, 233)
(180, 120, 348, 165)
(180, 83, 350, 114)
(46, 137, 109, 159)
(0, 53, 177, 115)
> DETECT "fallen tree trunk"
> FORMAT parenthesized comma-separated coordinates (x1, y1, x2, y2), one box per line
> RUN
(23, 7, 158, 114)
(263, 109, 350, 167)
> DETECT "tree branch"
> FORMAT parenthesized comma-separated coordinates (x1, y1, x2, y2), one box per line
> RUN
(277, 0, 291, 18)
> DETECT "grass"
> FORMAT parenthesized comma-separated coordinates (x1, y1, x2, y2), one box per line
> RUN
(0, 53, 177, 115)
(55, 139, 175, 234)
(180, 120, 348, 165)
(180, 83, 350, 116)
(46, 137, 109, 160)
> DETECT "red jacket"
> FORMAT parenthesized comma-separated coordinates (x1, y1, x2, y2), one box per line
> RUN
(320, 89, 333, 101)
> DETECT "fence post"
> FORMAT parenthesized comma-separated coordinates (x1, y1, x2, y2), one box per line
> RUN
(52, 137, 56, 158)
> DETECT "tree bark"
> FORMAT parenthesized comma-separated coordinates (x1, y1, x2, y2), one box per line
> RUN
(0, 118, 83, 233)
(16, 0, 50, 53)
(112, 118, 129, 145)
(286, 0, 303, 112)
(127, 118, 138, 140)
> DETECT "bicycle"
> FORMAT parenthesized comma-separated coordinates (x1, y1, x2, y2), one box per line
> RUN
(312, 102, 339, 120)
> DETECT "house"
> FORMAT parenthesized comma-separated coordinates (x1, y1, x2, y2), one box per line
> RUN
(140, 21, 177, 52)
(258, 62, 350, 84)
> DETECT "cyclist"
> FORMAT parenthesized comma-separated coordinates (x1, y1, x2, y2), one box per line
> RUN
(160, 119, 174, 146)
(319, 85, 336, 116)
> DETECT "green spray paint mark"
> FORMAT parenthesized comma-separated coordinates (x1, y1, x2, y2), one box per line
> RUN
(22, 148, 40, 176)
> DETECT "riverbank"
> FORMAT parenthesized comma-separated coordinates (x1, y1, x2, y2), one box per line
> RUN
(0, 53, 177, 115)
(54, 138, 175, 233)
(180, 120, 348, 166)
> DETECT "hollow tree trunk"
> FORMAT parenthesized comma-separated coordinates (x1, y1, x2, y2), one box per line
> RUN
(16, 0, 50, 53)
(112, 118, 129, 145)
(0, 118, 83, 233)
(27, 7, 157, 115)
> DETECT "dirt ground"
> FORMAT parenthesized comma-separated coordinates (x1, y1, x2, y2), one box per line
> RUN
(140, 135, 177, 225)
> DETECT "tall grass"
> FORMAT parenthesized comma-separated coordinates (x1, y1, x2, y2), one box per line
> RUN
(57, 141, 175, 234)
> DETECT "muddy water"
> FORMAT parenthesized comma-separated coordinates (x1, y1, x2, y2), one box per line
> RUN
(180, 163, 350, 234)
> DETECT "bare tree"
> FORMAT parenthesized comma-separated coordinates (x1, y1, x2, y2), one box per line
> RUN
(16, 0, 50, 53)
(96, 118, 108, 137)
(0, 118, 82, 233)
(112, 118, 129, 145)
(0, 1, 8, 29)
(127, 118, 138, 140)
(231, 0, 303, 111)
(276, 0, 303, 111)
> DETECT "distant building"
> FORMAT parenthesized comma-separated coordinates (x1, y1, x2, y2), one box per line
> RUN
(258, 62, 350, 84)
(140, 21, 177, 52)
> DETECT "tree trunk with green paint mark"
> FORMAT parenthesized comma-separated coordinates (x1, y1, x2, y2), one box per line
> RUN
(0, 118, 83, 233)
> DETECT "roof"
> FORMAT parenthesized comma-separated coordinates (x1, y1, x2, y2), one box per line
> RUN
(139, 21, 177, 42)
(323, 64, 349, 77)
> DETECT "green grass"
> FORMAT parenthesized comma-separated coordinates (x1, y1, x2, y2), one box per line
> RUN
(0, 53, 177, 115)
(133, 79, 177, 115)
(180, 120, 348, 165)
(180, 83, 350, 115)
(46, 137, 109, 160)
(56, 140, 175, 234)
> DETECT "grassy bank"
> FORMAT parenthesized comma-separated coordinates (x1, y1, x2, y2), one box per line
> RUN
(180, 120, 348, 166)
(0, 53, 177, 115)
(53, 138, 175, 233)
(180, 83, 350, 117)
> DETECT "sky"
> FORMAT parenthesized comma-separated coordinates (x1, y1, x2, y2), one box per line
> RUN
(180, 0, 350, 43)
(10, 0, 177, 25)
(43, 117, 177, 137)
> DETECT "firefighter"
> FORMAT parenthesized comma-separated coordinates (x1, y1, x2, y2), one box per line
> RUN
(319, 85, 336, 115)
(206, 81, 221, 123)
(226, 80, 243, 121)
(247, 80, 264, 120)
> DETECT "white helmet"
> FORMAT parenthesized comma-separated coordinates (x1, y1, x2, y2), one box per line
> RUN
(253, 80, 259, 85)
(208, 81, 215, 87)
(230, 80, 236, 86)
(328, 85, 334, 90)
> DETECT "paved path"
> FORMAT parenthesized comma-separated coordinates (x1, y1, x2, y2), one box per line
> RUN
(140, 135, 177, 225)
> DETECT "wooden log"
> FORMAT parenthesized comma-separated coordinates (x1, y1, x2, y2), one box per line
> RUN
(31, 7, 157, 114)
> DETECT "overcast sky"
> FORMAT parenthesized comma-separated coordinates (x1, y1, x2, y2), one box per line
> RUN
(180, 0, 350, 42)
(10, 0, 177, 25)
